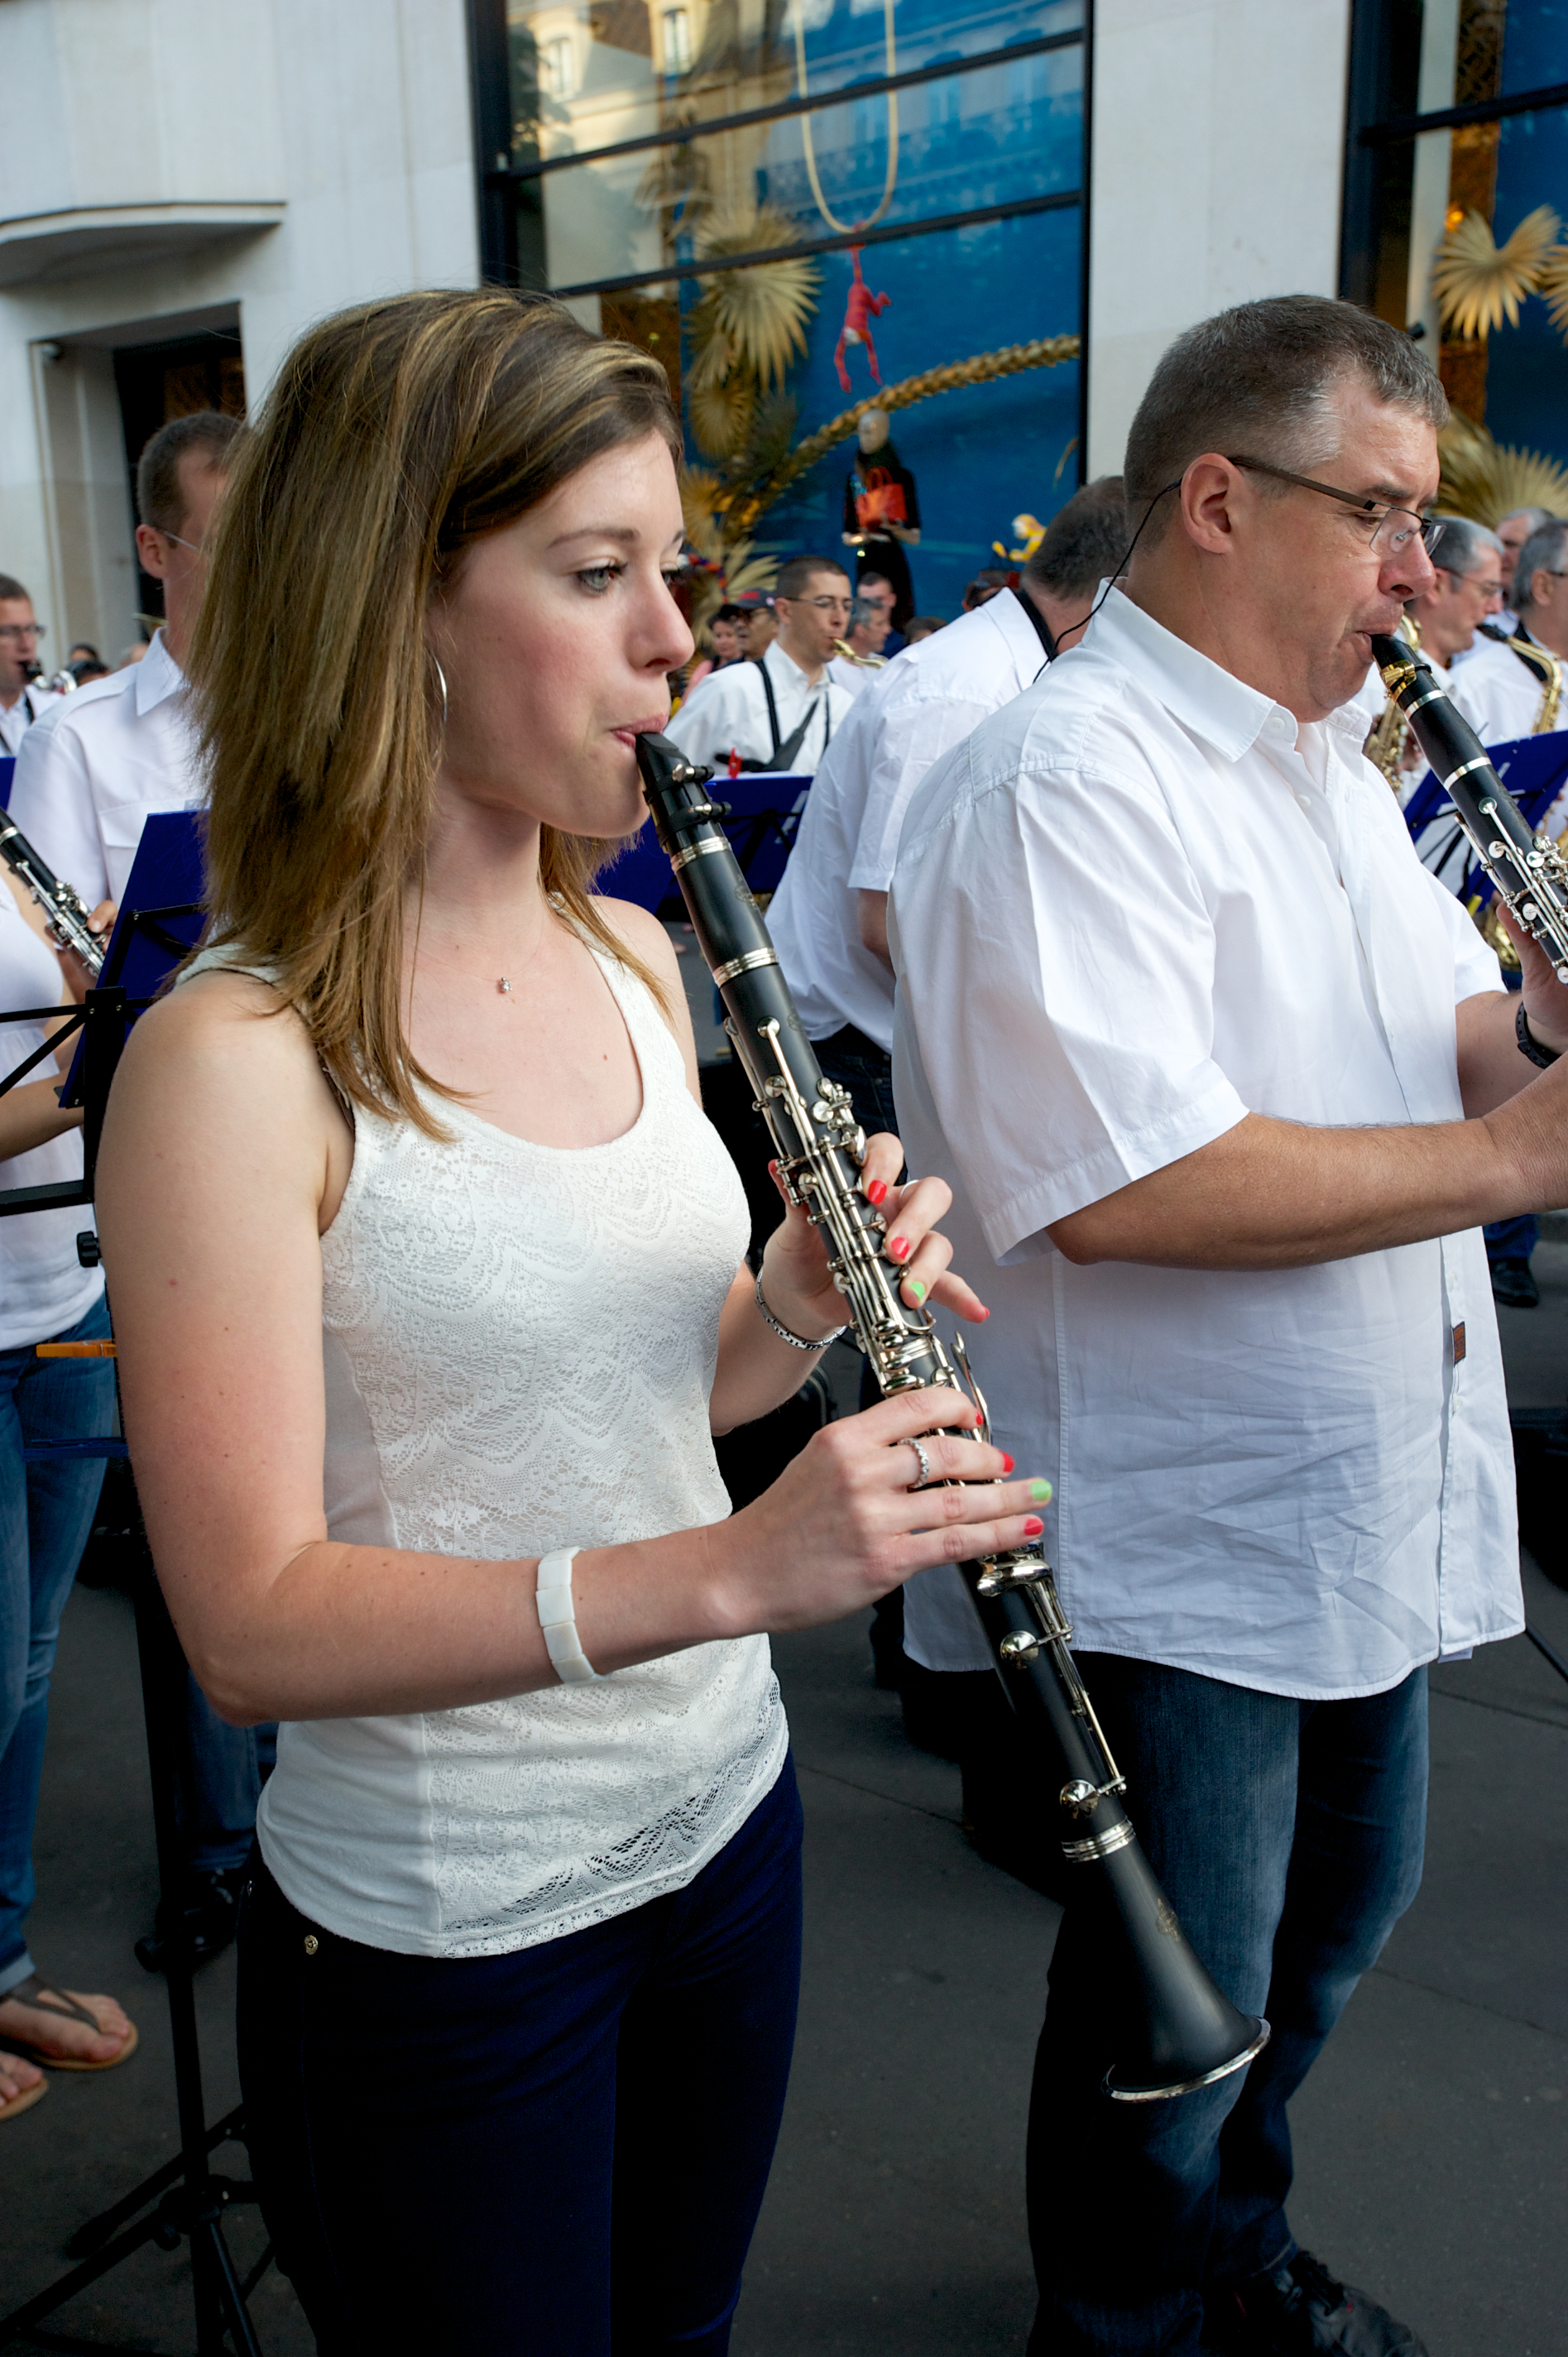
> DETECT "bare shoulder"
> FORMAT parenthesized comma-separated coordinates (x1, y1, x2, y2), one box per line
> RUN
(127, 966, 314, 1070)
(115, 968, 342, 1136)
(592, 895, 683, 991)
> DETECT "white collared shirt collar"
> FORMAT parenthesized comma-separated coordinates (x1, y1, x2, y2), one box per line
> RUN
(133, 629, 186, 718)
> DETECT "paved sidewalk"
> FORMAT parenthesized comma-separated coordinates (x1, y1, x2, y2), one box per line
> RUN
(4, 1257, 1568, 2352)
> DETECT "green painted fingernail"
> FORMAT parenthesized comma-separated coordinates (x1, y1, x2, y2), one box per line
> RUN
(906, 1278, 927, 1304)
(1029, 1479, 1053, 1505)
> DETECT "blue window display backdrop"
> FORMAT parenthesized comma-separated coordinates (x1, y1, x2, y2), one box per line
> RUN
(755, 214, 1083, 618)
(1474, 0, 1568, 468)
(688, 0, 1087, 617)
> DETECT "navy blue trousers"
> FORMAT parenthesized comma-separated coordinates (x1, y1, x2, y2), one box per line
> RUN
(1027, 1659, 1427, 2356)
(237, 1755, 803, 2355)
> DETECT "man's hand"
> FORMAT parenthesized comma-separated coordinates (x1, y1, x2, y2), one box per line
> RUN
(1509, 906, 1568, 1055)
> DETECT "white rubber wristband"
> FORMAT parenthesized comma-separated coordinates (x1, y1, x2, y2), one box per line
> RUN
(535, 1548, 601, 1684)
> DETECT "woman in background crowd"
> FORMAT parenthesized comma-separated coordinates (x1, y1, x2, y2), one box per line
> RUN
(683, 599, 746, 695)
(0, 871, 130, 2123)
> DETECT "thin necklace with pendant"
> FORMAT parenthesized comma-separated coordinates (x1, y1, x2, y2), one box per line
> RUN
(497, 977, 511, 994)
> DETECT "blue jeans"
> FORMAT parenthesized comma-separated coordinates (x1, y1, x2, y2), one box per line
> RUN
(237, 1755, 803, 2355)
(1027, 1657, 1428, 2356)
(0, 1293, 115, 1996)
(1484, 1213, 1537, 1265)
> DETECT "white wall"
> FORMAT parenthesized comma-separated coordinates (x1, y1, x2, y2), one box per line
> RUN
(1086, 0, 1354, 477)
(0, 0, 480, 654)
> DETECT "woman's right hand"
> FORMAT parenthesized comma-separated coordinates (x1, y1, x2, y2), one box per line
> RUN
(709, 1388, 1051, 1637)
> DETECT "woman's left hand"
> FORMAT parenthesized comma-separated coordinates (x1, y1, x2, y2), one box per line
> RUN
(755, 1130, 990, 1344)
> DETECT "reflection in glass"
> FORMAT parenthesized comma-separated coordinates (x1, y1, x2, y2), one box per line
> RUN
(504, 0, 1083, 316)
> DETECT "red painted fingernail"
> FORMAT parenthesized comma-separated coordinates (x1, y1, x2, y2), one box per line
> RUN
(888, 1235, 911, 1262)
(1023, 1516, 1044, 1538)
(1000, 1452, 1014, 1473)
(866, 1178, 888, 1206)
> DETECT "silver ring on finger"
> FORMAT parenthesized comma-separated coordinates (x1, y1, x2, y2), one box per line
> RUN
(903, 1437, 931, 1491)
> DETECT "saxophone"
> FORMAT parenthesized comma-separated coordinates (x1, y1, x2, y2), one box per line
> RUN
(635, 729, 1268, 2102)
(0, 814, 106, 977)
(1372, 634, 1568, 982)
(1363, 615, 1422, 790)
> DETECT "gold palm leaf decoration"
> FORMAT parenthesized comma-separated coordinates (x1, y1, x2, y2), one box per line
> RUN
(1431, 204, 1561, 340)
(1539, 241, 1568, 343)
(1437, 412, 1568, 527)
(688, 372, 756, 462)
(697, 206, 821, 386)
(680, 209, 820, 462)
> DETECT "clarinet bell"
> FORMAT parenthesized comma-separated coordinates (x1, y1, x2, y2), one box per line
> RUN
(1097, 1836, 1269, 2101)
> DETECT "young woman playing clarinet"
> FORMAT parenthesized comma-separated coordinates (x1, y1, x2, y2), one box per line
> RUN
(95, 290, 1048, 2354)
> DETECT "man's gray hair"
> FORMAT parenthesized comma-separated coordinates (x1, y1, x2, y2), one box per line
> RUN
(1124, 295, 1447, 543)
(1501, 505, 1555, 533)
(1513, 517, 1568, 611)
(1024, 476, 1128, 599)
(1428, 515, 1503, 579)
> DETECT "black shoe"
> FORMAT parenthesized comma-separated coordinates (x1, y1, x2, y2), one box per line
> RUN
(137, 1865, 247, 1973)
(1208, 2251, 1429, 2355)
(1490, 1255, 1541, 1308)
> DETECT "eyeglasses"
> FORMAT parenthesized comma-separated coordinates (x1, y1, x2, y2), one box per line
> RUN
(161, 530, 205, 556)
(786, 595, 853, 613)
(1227, 456, 1441, 556)
(0, 622, 42, 644)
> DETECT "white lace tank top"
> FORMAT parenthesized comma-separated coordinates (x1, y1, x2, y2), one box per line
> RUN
(182, 934, 785, 1957)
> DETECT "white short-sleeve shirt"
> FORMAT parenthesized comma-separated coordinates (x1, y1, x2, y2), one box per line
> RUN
(664, 640, 850, 779)
(889, 588, 1522, 1700)
(7, 631, 203, 908)
(1450, 632, 1561, 748)
(770, 590, 1048, 1048)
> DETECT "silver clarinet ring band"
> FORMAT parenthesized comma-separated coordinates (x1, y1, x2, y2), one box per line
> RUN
(904, 1437, 931, 1490)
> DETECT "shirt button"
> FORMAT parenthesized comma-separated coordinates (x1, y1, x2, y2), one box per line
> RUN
(1297, 792, 1311, 809)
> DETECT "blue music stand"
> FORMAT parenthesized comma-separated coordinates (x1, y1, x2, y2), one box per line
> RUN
(60, 809, 205, 1109)
(0, 754, 14, 810)
(602, 772, 812, 914)
(1404, 732, 1568, 908)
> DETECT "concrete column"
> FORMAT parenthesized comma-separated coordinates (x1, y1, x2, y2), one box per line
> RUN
(1086, 0, 1354, 478)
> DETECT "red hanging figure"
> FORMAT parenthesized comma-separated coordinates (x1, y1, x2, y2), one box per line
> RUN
(833, 248, 891, 393)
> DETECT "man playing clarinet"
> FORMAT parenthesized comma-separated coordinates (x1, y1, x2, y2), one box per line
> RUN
(889, 295, 1565, 2357)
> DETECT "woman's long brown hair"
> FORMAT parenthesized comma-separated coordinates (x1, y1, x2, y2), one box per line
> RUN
(187, 290, 681, 1135)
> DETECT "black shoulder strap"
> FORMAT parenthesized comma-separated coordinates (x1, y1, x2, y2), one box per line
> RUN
(753, 656, 782, 761)
(1508, 631, 1556, 688)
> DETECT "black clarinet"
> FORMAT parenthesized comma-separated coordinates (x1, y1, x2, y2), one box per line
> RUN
(0, 814, 105, 977)
(636, 730, 1268, 2100)
(1372, 634, 1568, 982)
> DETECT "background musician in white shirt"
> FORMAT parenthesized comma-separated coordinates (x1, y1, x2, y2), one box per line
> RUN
(1450, 514, 1568, 748)
(890, 295, 1559, 2357)
(9, 412, 241, 919)
(664, 555, 852, 777)
(0, 578, 63, 760)
(9, 409, 266, 1966)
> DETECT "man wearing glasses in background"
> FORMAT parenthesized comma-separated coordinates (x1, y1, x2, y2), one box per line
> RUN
(0, 579, 64, 757)
(665, 554, 853, 777)
(889, 297, 1555, 2357)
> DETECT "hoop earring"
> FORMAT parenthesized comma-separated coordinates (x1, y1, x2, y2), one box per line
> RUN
(431, 654, 448, 731)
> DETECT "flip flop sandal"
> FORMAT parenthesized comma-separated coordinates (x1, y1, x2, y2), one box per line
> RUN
(0, 2061, 48, 2122)
(0, 1975, 139, 2072)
